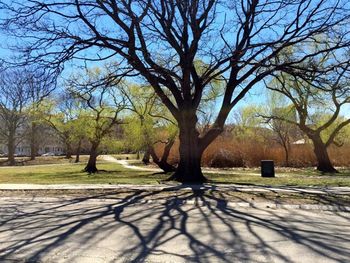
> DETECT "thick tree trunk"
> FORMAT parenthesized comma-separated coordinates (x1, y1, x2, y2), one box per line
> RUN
(310, 135, 337, 173)
(84, 142, 99, 174)
(7, 134, 15, 166)
(169, 115, 207, 183)
(75, 139, 82, 163)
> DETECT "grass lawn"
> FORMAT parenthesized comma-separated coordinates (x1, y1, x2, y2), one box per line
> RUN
(210, 168, 350, 187)
(0, 160, 349, 186)
(0, 162, 163, 185)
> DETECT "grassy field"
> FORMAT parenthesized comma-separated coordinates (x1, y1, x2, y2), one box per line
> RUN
(0, 162, 161, 185)
(209, 168, 350, 187)
(0, 159, 349, 186)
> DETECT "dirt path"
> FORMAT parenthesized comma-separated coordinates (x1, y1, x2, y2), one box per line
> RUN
(101, 155, 162, 172)
(101, 155, 261, 175)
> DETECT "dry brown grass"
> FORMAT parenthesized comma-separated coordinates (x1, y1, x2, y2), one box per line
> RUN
(156, 136, 350, 168)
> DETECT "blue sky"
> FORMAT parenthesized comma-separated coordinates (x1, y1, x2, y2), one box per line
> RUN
(0, 3, 348, 122)
(0, 30, 348, 122)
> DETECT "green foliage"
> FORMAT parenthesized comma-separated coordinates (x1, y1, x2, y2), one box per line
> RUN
(100, 137, 124, 153)
(122, 115, 148, 151)
(233, 105, 268, 143)
(313, 114, 350, 145)
(121, 82, 178, 152)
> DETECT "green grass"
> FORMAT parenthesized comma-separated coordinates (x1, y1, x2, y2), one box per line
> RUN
(0, 160, 349, 186)
(0, 162, 165, 185)
(210, 169, 350, 187)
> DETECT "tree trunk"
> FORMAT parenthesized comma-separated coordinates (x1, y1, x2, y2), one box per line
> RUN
(149, 144, 176, 173)
(310, 135, 337, 173)
(142, 148, 151, 164)
(7, 133, 15, 166)
(65, 142, 72, 159)
(160, 136, 176, 164)
(84, 142, 99, 174)
(285, 148, 290, 167)
(281, 141, 290, 167)
(75, 139, 82, 163)
(30, 122, 38, 160)
(169, 114, 207, 183)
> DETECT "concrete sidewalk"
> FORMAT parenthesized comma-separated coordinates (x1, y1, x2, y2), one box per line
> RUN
(1, 183, 350, 212)
(1, 183, 350, 195)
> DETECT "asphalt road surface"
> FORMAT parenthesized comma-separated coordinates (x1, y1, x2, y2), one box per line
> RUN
(0, 195, 349, 263)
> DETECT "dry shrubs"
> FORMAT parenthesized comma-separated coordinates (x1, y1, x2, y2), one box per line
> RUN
(156, 135, 350, 168)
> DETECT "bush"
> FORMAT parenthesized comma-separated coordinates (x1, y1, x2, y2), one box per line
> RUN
(209, 149, 245, 168)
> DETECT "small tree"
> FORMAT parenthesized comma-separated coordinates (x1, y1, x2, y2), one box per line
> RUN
(45, 93, 86, 159)
(261, 92, 302, 167)
(68, 68, 126, 173)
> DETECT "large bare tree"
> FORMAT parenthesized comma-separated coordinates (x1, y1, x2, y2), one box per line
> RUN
(1, 0, 350, 181)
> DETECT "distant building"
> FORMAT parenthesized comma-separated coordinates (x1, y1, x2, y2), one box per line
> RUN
(0, 122, 65, 156)
(292, 139, 307, 145)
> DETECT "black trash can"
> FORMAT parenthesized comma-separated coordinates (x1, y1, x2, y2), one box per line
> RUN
(261, 160, 275, 177)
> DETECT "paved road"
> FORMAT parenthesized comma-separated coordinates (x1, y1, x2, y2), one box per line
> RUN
(0, 196, 349, 263)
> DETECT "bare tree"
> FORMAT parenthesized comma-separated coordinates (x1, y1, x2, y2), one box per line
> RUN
(1, 0, 350, 181)
(0, 70, 29, 165)
(266, 107, 301, 167)
(259, 92, 302, 167)
(25, 67, 56, 160)
(0, 67, 54, 165)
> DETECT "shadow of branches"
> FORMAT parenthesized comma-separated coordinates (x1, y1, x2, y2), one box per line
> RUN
(0, 188, 349, 262)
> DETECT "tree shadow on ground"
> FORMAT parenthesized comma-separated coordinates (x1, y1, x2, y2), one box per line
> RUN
(0, 188, 349, 262)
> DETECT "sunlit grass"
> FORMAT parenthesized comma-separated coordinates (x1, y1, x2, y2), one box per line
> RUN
(0, 162, 165, 185)
(0, 160, 349, 186)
